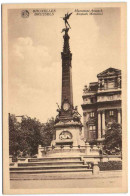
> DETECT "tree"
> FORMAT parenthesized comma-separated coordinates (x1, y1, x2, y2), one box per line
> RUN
(19, 116, 43, 156)
(103, 122, 122, 154)
(9, 114, 21, 156)
(40, 117, 55, 147)
(9, 114, 55, 157)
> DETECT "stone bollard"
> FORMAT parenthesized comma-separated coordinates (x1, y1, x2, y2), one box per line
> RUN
(25, 158, 29, 163)
(83, 159, 87, 165)
(93, 145, 100, 155)
(81, 156, 84, 161)
(9, 155, 13, 164)
(85, 142, 91, 155)
(14, 162, 18, 167)
(38, 145, 42, 158)
(92, 161, 100, 175)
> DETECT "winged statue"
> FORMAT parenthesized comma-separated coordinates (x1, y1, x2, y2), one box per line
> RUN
(61, 12, 73, 29)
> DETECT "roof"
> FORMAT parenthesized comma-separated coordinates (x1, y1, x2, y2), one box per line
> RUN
(89, 82, 98, 86)
(97, 67, 121, 78)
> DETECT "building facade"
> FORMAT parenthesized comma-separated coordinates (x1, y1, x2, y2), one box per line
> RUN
(81, 67, 122, 142)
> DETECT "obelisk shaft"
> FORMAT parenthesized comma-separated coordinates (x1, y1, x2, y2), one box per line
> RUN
(61, 29, 73, 108)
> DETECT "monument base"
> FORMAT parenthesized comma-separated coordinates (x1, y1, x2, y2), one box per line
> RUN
(37, 119, 100, 158)
(51, 120, 85, 147)
(37, 142, 99, 158)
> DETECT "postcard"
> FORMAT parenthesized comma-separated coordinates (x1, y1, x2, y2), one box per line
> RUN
(2, 2, 127, 194)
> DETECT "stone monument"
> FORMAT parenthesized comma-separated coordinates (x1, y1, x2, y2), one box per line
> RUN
(51, 13, 85, 147)
(38, 13, 100, 157)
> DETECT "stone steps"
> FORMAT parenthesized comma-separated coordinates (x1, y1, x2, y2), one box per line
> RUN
(10, 164, 89, 171)
(18, 161, 84, 167)
(28, 157, 81, 162)
(10, 156, 93, 179)
(10, 171, 93, 180)
(10, 168, 92, 174)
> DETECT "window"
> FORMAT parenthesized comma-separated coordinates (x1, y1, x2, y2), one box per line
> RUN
(89, 126, 92, 130)
(90, 112, 95, 117)
(93, 132, 96, 139)
(109, 110, 114, 116)
(89, 125, 96, 130)
(89, 131, 96, 139)
(108, 80, 115, 89)
(103, 80, 106, 89)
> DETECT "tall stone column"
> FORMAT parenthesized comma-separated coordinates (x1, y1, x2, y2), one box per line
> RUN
(102, 110, 105, 136)
(98, 111, 101, 139)
(118, 109, 121, 124)
(61, 28, 73, 107)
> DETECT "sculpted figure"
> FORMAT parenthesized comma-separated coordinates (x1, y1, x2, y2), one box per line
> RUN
(55, 103, 61, 123)
(83, 85, 88, 93)
(61, 12, 72, 29)
(56, 103, 61, 114)
(72, 106, 81, 122)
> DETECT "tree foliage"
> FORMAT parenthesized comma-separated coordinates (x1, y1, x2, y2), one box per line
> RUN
(9, 114, 21, 156)
(40, 118, 55, 147)
(9, 114, 55, 157)
(103, 122, 122, 154)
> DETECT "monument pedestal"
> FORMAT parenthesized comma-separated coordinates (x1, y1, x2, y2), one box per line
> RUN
(51, 120, 85, 147)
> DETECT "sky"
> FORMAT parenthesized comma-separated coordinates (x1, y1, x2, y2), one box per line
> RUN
(8, 7, 121, 123)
